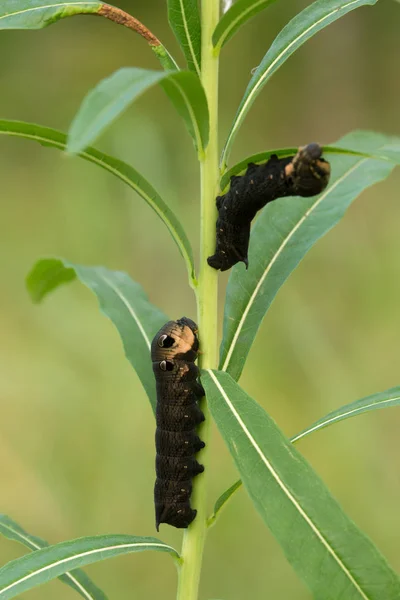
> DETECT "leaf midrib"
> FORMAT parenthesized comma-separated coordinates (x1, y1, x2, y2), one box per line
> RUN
(99, 273, 151, 350)
(164, 76, 203, 152)
(0, 522, 95, 600)
(178, 0, 201, 76)
(0, 2, 99, 21)
(0, 542, 173, 595)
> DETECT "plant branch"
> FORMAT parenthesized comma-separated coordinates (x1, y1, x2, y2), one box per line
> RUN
(176, 0, 220, 598)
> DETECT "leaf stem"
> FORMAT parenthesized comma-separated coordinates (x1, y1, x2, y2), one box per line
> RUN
(176, 0, 220, 598)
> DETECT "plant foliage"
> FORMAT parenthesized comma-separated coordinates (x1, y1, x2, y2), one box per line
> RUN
(1, 0, 399, 598)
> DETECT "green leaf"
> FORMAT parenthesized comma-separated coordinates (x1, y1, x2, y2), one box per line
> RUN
(212, 0, 278, 52)
(0, 0, 101, 28)
(27, 259, 168, 412)
(0, 515, 107, 600)
(158, 70, 209, 155)
(292, 386, 400, 443)
(151, 44, 180, 72)
(207, 480, 242, 527)
(168, 0, 201, 76)
(221, 0, 378, 167)
(0, 120, 195, 283)
(202, 370, 400, 599)
(0, 535, 179, 600)
(211, 385, 400, 523)
(68, 67, 209, 157)
(220, 131, 400, 381)
(0, 1, 179, 72)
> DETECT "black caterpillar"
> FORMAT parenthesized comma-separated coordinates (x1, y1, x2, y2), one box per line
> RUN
(207, 143, 331, 271)
(151, 317, 205, 530)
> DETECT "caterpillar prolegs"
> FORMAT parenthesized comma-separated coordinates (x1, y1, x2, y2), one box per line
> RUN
(151, 317, 204, 530)
(207, 143, 331, 272)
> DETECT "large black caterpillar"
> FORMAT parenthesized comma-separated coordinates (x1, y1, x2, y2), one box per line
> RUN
(207, 143, 331, 271)
(151, 317, 205, 530)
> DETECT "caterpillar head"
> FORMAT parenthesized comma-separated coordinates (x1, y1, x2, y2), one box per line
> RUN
(151, 317, 199, 362)
(285, 143, 331, 197)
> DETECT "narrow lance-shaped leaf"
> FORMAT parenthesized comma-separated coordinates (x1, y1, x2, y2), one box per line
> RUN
(221, 0, 378, 167)
(291, 385, 400, 443)
(0, 535, 179, 600)
(68, 68, 209, 158)
(0, 120, 195, 283)
(27, 259, 168, 413)
(0, 515, 107, 600)
(220, 131, 400, 381)
(212, 0, 278, 52)
(0, 0, 101, 27)
(210, 385, 400, 524)
(207, 480, 242, 527)
(202, 370, 400, 599)
(168, 0, 201, 76)
(0, 1, 178, 72)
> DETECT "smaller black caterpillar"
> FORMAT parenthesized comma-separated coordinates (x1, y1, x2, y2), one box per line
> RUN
(207, 143, 331, 272)
(151, 317, 205, 530)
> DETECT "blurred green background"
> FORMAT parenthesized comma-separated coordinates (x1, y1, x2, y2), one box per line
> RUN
(1, 1, 400, 598)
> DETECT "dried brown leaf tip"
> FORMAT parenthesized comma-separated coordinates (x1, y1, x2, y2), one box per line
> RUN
(98, 3, 161, 46)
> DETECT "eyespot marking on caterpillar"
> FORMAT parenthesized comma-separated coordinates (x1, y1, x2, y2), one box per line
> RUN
(158, 334, 175, 348)
(159, 360, 174, 372)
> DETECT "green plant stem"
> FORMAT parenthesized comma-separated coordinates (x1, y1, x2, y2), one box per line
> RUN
(176, 1, 220, 599)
